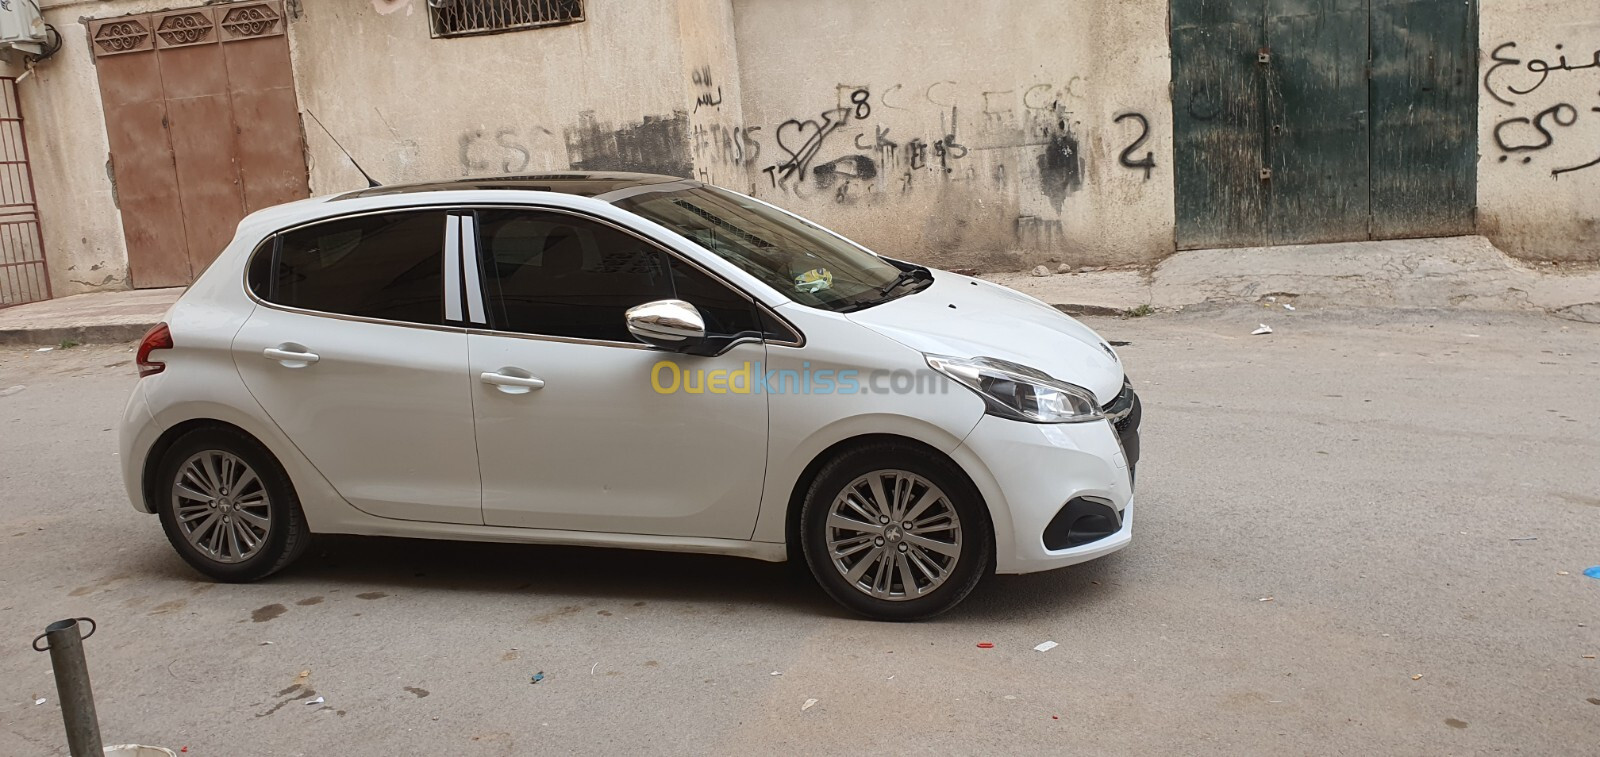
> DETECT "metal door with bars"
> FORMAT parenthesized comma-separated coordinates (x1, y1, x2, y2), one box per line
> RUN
(89, 0, 308, 288)
(1171, 0, 1477, 249)
(0, 77, 49, 307)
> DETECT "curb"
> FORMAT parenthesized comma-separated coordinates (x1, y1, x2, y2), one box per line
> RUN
(0, 322, 155, 347)
(1052, 303, 1128, 318)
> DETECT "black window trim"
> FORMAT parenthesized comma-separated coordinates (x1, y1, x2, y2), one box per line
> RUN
(239, 202, 806, 349)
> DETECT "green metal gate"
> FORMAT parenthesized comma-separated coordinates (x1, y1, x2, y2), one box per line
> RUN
(1171, 0, 1477, 249)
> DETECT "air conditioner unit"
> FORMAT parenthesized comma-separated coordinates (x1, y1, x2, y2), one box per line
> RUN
(0, 0, 48, 57)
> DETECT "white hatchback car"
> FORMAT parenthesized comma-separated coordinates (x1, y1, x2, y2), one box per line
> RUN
(121, 173, 1140, 621)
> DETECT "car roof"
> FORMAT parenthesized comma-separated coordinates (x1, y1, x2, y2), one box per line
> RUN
(332, 171, 694, 201)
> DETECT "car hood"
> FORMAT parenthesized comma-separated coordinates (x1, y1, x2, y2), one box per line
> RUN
(844, 271, 1125, 404)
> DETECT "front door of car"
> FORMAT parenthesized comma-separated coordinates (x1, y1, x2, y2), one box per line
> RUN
(465, 208, 769, 538)
(233, 209, 483, 525)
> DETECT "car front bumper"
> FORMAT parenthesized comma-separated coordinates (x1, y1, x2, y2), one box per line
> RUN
(954, 390, 1139, 575)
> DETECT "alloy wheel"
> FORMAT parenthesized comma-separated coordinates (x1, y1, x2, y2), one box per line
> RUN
(825, 469, 962, 601)
(171, 450, 272, 564)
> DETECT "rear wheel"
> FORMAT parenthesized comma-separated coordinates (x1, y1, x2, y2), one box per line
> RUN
(800, 442, 992, 621)
(155, 427, 310, 582)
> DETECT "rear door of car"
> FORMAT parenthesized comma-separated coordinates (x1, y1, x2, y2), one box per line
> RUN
(233, 208, 483, 525)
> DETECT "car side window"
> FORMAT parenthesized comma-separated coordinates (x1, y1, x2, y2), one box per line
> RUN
(667, 256, 761, 337)
(476, 210, 674, 342)
(256, 211, 449, 325)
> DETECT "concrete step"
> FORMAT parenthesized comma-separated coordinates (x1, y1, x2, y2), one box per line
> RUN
(0, 288, 180, 346)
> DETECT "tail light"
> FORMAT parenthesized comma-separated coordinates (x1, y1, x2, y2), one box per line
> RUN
(136, 323, 172, 377)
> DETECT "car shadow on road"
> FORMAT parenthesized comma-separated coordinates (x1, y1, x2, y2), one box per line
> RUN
(251, 534, 843, 618)
(211, 533, 1134, 623)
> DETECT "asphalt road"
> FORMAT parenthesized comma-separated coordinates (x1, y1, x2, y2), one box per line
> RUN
(2, 306, 1597, 755)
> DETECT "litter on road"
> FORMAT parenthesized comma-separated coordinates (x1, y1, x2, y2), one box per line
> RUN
(531, 671, 545, 684)
(1411, 674, 1423, 681)
(1252, 324, 1273, 335)
(1259, 597, 1275, 602)
(1033, 641, 1058, 652)
(1509, 537, 1538, 542)
(802, 698, 818, 711)
(305, 696, 324, 705)
(33, 698, 44, 705)
(1583, 566, 1600, 579)
(976, 642, 995, 649)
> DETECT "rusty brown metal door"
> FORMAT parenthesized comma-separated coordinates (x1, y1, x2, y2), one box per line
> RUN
(89, 1, 307, 288)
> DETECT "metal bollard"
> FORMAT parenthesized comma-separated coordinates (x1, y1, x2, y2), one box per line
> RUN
(31, 617, 104, 757)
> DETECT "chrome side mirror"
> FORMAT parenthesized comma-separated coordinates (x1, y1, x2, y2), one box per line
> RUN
(625, 299, 706, 351)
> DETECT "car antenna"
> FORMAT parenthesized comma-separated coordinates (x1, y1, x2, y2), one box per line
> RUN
(304, 110, 381, 188)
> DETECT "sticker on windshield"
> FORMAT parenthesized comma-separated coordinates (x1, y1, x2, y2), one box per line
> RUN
(795, 268, 833, 293)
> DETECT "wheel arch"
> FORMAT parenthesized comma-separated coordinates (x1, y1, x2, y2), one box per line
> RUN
(783, 433, 992, 565)
(140, 418, 271, 514)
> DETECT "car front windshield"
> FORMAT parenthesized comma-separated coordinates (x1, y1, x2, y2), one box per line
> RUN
(613, 185, 911, 312)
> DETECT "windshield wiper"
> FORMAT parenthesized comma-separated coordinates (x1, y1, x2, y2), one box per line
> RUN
(879, 267, 930, 295)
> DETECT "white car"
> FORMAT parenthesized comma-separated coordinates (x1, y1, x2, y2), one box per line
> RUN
(120, 173, 1140, 621)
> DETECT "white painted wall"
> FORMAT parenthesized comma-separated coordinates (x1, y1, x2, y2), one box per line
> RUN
(1477, 0, 1600, 263)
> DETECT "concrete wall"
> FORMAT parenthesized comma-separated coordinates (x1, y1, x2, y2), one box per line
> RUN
(729, 0, 1173, 272)
(291, 0, 694, 193)
(1477, 0, 1600, 263)
(7, 0, 1598, 303)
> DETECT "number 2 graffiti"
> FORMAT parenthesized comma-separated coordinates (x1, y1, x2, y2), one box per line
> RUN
(1114, 112, 1156, 180)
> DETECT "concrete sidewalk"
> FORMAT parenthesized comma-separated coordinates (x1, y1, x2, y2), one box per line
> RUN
(986, 235, 1600, 324)
(1, 235, 1596, 346)
(0, 287, 180, 346)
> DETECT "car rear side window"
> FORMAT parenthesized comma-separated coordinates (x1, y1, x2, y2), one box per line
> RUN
(476, 210, 674, 342)
(260, 211, 449, 325)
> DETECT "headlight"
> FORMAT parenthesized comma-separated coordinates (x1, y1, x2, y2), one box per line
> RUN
(925, 354, 1104, 423)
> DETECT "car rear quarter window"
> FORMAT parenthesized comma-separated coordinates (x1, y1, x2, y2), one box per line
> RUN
(261, 211, 449, 325)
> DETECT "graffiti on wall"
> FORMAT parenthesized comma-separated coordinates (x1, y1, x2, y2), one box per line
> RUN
(565, 111, 694, 179)
(459, 127, 544, 175)
(1485, 41, 1600, 177)
(719, 79, 1149, 217)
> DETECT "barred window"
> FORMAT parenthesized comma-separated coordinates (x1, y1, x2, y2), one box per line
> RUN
(429, 0, 584, 39)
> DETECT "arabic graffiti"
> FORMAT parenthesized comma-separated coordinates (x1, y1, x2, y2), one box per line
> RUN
(692, 66, 723, 112)
(1494, 103, 1579, 161)
(1484, 40, 1600, 177)
(1485, 42, 1600, 105)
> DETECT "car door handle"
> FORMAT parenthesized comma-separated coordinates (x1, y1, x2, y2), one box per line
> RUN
(480, 370, 545, 394)
(262, 346, 319, 368)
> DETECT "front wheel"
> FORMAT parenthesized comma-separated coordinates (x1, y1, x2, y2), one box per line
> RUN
(800, 443, 992, 621)
(154, 426, 311, 582)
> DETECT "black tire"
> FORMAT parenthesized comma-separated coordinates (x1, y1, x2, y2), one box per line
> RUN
(800, 441, 993, 621)
(154, 426, 311, 582)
